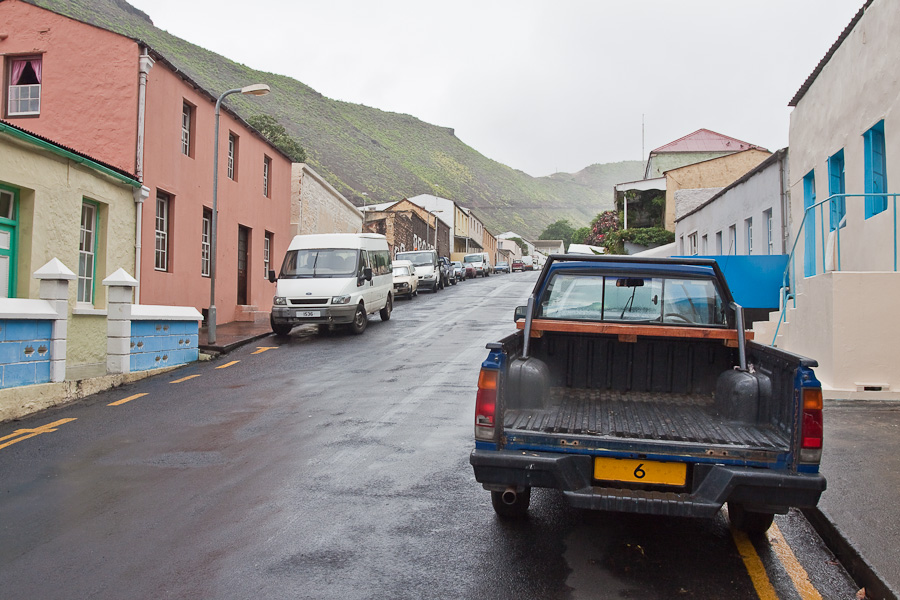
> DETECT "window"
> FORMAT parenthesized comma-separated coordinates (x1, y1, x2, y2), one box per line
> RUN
(828, 149, 846, 230)
(803, 171, 817, 277)
(227, 133, 238, 180)
(679, 235, 684, 254)
(263, 156, 272, 197)
(201, 208, 211, 277)
(728, 224, 737, 255)
(7, 57, 41, 116)
(688, 232, 698, 256)
(181, 102, 194, 156)
(78, 202, 97, 303)
(864, 120, 888, 218)
(745, 218, 753, 255)
(715, 231, 723, 255)
(263, 231, 273, 277)
(155, 191, 170, 271)
(0, 186, 19, 298)
(701, 234, 708, 254)
(764, 209, 774, 255)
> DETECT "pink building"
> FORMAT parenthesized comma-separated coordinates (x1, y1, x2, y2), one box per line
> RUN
(0, 0, 292, 325)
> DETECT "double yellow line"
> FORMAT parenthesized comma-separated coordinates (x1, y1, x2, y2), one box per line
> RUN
(732, 519, 822, 599)
(0, 418, 77, 451)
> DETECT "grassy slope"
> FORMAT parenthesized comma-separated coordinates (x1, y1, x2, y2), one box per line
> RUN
(27, 0, 643, 239)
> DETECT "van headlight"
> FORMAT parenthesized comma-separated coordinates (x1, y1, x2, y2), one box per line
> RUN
(274, 296, 286, 305)
(332, 295, 352, 305)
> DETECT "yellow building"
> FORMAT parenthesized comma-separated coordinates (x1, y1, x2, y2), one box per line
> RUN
(0, 121, 140, 379)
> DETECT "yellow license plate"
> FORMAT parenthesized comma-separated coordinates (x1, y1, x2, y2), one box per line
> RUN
(593, 457, 687, 486)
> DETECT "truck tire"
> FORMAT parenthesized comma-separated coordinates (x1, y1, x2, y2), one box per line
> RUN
(350, 303, 368, 335)
(271, 316, 292, 337)
(379, 295, 392, 321)
(727, 502, 774, 536)
(490, 487, 531, 519)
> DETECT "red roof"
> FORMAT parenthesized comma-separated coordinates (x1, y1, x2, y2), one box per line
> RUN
(649, 129, 762, 154)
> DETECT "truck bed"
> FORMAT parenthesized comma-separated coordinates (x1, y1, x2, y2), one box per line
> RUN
(504, 387, 790, 450)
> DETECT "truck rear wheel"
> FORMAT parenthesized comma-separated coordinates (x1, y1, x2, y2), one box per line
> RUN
(490, 487, 531, 519)
(727, 502, 774, 536)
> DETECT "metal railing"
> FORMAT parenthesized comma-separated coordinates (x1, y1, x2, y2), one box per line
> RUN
(771, 192, 899, 346)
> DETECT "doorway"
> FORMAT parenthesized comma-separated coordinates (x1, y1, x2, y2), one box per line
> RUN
(237, 225, 249, 305)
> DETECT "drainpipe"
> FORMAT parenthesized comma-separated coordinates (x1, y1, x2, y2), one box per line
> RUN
(779, 150, 789, 254)
(134, 48, 155, 304)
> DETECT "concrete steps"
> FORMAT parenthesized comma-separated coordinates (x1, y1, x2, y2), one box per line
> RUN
(235, 305, 270, 323)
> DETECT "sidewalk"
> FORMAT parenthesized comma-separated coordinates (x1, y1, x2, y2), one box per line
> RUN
(198, 320, 273, 354)
(804, 400, 900, 600)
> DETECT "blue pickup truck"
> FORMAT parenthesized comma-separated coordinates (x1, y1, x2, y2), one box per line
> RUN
(470, 255, 826, 535)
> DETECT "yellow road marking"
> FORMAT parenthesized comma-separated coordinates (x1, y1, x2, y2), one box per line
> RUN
(108, 393, 149, 407)
(216, 361, 240, 369)
(171, 374, 202, 383)
(251, 347, 277, 355)
(768, 523, 823, 600)
(0, 418, 77, 451)
(731, 527, 779, 600)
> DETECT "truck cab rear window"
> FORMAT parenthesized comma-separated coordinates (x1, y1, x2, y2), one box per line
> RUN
(538, 273, 726, 326)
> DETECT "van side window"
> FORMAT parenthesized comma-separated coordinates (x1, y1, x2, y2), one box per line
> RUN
(358, 250, 368, 276)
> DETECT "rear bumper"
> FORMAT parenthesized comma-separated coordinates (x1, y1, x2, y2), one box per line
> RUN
(271, 304, 357, 325)
(470, 449, 826, 518)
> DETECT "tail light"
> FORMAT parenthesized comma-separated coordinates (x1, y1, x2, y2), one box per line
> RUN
(475, 369, 498, 441)
(800, 387, 823, 462)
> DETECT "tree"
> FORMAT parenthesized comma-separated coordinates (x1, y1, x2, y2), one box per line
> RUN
(247, 114, 307, 163)
(539, 220, 575, 249)
(508, 236, 529, 253)
(572, 227, 591, 245)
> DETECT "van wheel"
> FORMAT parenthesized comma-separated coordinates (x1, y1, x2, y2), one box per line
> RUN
(271, 317, 292, 337)
(379, 295, 392, 321)
(490, 487, 531, 519)
(727, 502, 774, 536)
(350, 303, 368, 335)
(317, 324, 330, 335)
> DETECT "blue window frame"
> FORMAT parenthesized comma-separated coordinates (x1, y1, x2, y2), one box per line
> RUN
(828, 150, 845, 231)
(803, 171, 817, 277)
(864, 120, 888, 218)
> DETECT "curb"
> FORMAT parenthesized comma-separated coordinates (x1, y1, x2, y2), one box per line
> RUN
(199, 331, 273, 355)
(802, 507, 899, 600)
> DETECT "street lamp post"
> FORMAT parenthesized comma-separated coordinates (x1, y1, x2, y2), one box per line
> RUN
(429, 209, 443, 253)
(208, 83, 270, 345)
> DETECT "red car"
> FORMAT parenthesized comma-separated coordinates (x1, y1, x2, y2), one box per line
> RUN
(511, 259, 524, 272)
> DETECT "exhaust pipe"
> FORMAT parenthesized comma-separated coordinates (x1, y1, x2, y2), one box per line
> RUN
(501, 486, 518, 505)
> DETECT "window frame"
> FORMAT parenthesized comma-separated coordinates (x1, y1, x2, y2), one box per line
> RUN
(0, 184, 20, 298)
(687, 232, 698, 256)
(864, 120, 888, 219)
(78, 200, 99, 304)
(181, 101, 195, 157)
(263, 155, 272, 198)
(6, 55, 42, 117)
(828, 149, 846, 230)
(227, 132, 238, 181)
(155, 191, 171, 272)
(764, 209, 774, 255)
(728, 224, 737, 255)
(745, 217, 753, 255)
(201, 208, 211, 277)
(803, 170, 817, 277)
(263, 231, 273, 277)
(715, 231, 722, 255)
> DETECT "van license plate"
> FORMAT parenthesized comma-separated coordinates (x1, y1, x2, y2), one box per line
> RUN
(593, 457, 686, 486)
(296, 310, 320, 318)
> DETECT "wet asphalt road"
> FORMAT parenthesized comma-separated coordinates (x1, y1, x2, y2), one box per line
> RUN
(0, 272, 859, 599)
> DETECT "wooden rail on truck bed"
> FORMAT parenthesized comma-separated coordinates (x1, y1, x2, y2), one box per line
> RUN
(516, 319, 753, 346)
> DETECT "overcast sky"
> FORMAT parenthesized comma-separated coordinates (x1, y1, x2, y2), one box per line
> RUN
(127, 0, 862, 177)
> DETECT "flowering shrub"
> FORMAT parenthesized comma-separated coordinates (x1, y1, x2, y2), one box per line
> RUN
(587, 210, 620, 246)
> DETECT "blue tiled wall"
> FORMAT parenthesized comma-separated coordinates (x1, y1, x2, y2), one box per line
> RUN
(130, 320, 200, 372)
(0, 319, 53, 389)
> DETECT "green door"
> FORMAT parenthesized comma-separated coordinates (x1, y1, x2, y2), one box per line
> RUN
(0, 187, 17, 298)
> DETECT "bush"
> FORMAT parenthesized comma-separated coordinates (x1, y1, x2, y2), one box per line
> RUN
(604, 227, 675, 255)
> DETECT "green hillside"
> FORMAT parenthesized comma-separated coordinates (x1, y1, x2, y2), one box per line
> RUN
(27, 0, 643, 239)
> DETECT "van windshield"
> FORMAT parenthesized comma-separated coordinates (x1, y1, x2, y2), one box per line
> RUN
(464, 254, 483, 263)
(279, 248, 359, 278)
(395, 251, 433, 266)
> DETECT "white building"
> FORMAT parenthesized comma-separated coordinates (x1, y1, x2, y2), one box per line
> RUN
(754, 0, 900, 397)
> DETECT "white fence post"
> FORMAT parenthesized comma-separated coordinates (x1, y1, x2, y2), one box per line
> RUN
(103, 269, 137, 375)
(33, 258, 75, 383)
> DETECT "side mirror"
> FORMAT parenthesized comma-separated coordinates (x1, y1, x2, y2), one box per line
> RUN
(267, 270, 277, 283)
(364, 267, 373, 282)
(514, 305, 527, 321)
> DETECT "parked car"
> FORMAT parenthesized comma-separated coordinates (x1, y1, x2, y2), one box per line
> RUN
(451, 261, 466, 283)
(521, 256, 535, 271)
(392, 259, 418, 299)
(464, 252, 492, 277)
(395, 249, 442, 292)
(462, 263, 477, 279)
(268, 233, 393, 336)
(511, 259, 524, 272)
(439, 256, 456, 286)
(495, 261, 510, 274)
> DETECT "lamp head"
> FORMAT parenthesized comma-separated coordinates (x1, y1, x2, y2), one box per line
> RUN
(240, 84, 270, 96)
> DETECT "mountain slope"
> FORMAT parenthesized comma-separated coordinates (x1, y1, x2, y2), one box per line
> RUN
(26, 0, 643, 239)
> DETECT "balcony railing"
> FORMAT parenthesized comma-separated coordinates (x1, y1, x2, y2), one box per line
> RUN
(7, 84, 41, 116)
(771, 192, 898, 345)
